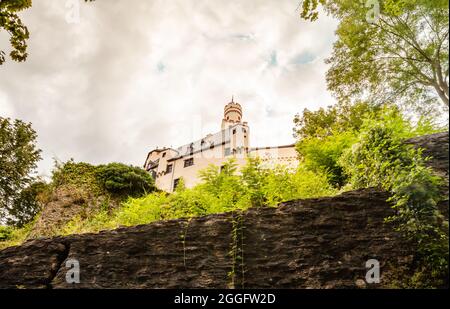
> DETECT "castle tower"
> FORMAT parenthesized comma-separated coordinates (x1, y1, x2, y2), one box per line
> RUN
(221, 96, 243, 130)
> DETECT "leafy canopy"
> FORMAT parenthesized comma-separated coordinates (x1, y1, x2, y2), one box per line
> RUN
(7, 181, 49, 227)
(293, 102, 443, 188)
(294, 102, 385, 187)
(0, 0, 95, 65)
(293, 101, 383, 139)
(0, 117, 41, 224)
(299, 0, 449, 111)
(96, 162, 156, 197)
(51, 159, 157, 198)
(0, 0, 31, 64)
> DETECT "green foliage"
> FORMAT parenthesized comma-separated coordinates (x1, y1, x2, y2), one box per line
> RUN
(51, 160, 156, 199)
(51, 159, 99, 190)
(297, 131, 356, 187)
(0, 159, 157, 246)
(228, 211, 245, 288)
(0, 225, 13, 240)
(0, 0, 96, 65)
(293, 101, 447, 286)
(0, 219, 37, 250)
(114, 192, 168, 227)
(295, 103, 442, 188)
(240, 157, 269, 208)
(299, 0, 449, 110)
(198, 160, 249, 211)
(60, 157, 336, 234)
(263, 165, 337, 206)
(0, 117, 41, 224)
(414, 116, 447, 137)
(339, 109, 425, 188)
(339, 109, 448, 287)
(0, 0, 31, 64)
(294, 102, 386, 187)
(7, 181, 49, 227)
(293, 101, 382, 139)
(95, 162, 156, 197)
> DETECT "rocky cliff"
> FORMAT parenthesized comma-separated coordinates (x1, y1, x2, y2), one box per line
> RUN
(0, 132, 448, 289)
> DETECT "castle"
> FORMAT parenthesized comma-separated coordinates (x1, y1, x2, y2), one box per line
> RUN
(144, 98, 299, 192)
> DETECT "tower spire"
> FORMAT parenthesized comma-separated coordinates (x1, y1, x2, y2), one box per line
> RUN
(231, 95, 234, 103)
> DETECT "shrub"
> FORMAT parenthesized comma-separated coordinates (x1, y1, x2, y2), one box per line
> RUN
(7, 181, 50, 227)
(115, 192, 169, 226)
(0, 226, 13, 241)
(51, 160, 156, 198)
(0, 220, 37, 250)
(51, 159, 101, 196)
(295, 104, 443, 189)
(96, 163, 156, 197)
(296, 131, 356, 187)
(339, 109, 448, 287)
(64, 157, 336, 234)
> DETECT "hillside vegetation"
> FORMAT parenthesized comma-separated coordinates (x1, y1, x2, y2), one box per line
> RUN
(0, 161, 156, 247)
(1, 104, 448, 287)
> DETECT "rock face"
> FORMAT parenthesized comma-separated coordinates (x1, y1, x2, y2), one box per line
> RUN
(0, 189, 407, 289)
(0, 132, 448, 289)
(29, 185, 119, 238)
(406, 131, 449, 182)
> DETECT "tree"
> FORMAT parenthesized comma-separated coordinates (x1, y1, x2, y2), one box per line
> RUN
(0, 0, 31, 64)
(1, 0, 95, 65)
(241, 157, 269, 207)
(293, 102, 428, 187)
(293, 101, 383, 139)
(0, 117, 41, 223)
(299, 0, 449, 111)
(296, 131, 356, 187)
(95, 162, 156, 197)
(7, 181, 48, 227)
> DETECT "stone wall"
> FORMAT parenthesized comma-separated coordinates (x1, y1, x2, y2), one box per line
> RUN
(0, 132, 447, 289)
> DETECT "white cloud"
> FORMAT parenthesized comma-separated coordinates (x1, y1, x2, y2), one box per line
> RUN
(0, 0, 338, 177)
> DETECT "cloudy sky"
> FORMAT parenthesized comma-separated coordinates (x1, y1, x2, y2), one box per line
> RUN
(0, 0, 338, 178)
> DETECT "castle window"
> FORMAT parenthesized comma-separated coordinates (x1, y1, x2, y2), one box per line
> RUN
(162, 152, 166, 157)
(224, 148, 231, 156)
(184, 158, 194, 168)
(242, 128, 247, 133)
(173, 178, 180, 190)
(232, 129, 236, 135)
(166, 164, 173, 173)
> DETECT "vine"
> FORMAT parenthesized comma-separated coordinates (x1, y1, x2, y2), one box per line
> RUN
(227, 210, 245, 289)
(180, 218, 192, 269)
(340, 122, 448, 287)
